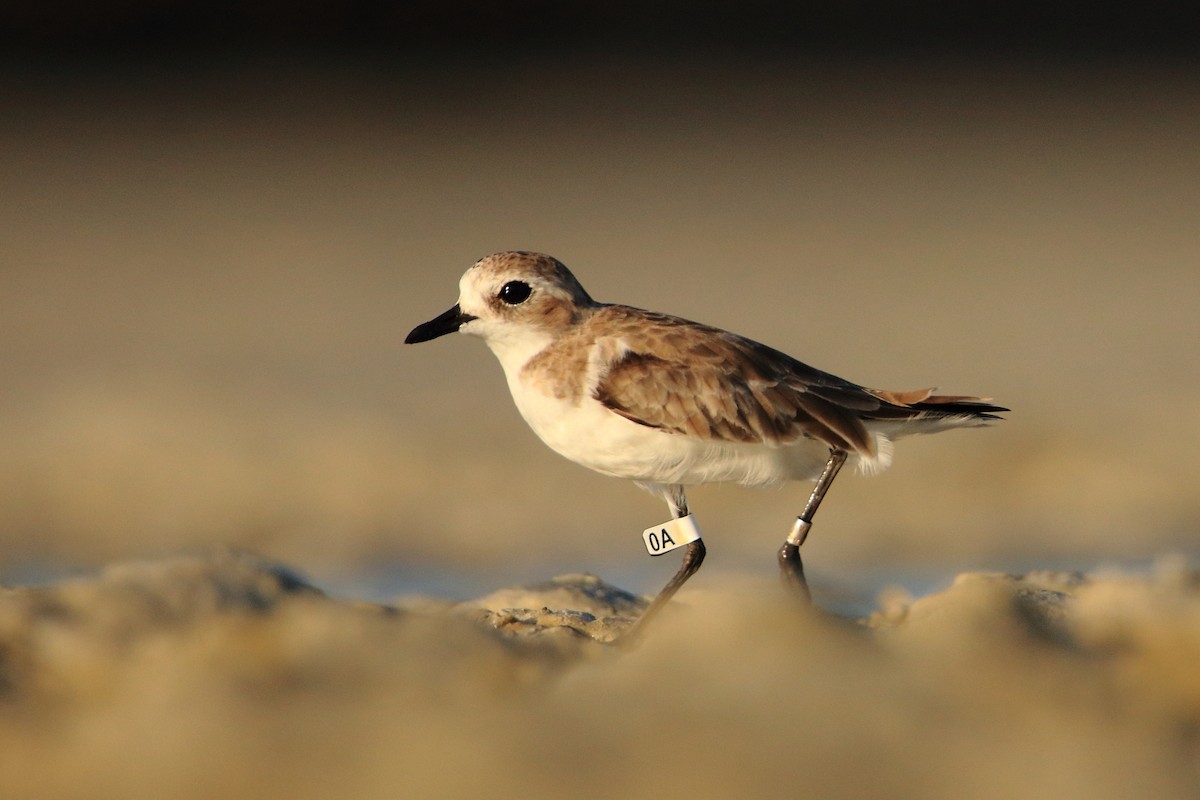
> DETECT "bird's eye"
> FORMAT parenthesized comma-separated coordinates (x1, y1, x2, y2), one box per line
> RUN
(498, 280, 532, 305)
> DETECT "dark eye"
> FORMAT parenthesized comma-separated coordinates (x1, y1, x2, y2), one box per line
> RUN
(498, 280, 532, 305)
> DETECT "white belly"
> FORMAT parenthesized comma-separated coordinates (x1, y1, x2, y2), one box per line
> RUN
(481, 327, 840, 487)
(506, 374, 832, 487)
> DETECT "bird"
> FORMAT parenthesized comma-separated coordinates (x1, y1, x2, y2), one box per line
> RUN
(406, 251, 1005, 636)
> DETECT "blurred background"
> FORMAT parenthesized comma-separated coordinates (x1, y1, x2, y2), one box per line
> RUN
(2, 1, 1198, 602)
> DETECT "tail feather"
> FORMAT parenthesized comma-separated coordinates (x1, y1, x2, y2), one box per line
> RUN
(865, 387, 1008, 423)
(914, 394, 1008, 421)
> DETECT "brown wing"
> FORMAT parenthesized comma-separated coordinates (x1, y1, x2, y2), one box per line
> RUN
(590, 308, 884, 456)
(589, 306, 1007, 455)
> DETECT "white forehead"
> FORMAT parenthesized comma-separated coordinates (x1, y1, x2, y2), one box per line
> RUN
(458, 266, 484, 301)
(458, 261, 523, 296)
(457, 261, 530, 313)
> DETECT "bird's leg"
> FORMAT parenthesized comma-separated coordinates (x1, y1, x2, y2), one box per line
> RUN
(778, 449, 848, 603)
(622, 485, 706, 643)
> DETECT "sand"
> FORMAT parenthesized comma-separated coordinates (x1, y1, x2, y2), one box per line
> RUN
(1, 550, 1197, 800)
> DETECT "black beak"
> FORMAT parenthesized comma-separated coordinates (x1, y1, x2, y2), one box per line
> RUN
(405, 304, 476, 344)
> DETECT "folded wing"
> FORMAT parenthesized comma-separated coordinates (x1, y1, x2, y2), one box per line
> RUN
(591, 307, 1005, 457)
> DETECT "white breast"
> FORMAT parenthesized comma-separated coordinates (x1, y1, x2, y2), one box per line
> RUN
(504, 361, 830, 487)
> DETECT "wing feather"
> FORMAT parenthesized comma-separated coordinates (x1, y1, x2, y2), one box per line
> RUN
(590, 308, 881, 455)
(587, 306, 1006, 455)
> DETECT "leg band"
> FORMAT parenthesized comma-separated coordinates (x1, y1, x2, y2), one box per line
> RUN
(786, 517, 812, 547)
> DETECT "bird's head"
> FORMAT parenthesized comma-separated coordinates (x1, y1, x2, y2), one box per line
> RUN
(406, 251, 596, 358)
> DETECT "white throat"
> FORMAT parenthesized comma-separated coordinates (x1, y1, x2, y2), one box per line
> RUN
(468, 321, 556, 379)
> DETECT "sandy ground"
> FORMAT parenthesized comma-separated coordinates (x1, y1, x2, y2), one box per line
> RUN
(2, 50, 1199, 798)
(1, 550, 1199, 800)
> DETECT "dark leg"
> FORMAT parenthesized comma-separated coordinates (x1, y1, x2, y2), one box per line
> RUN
(777, 449, 848, 603)
(622, 485, 705, 643)
(777, 541, 811, 604)
(625, 539, 706, 640)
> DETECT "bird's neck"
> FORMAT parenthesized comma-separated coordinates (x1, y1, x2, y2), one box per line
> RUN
(483, 326, 560, 378)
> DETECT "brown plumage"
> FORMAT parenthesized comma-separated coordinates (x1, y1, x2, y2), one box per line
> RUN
(579, 306, 1004, 458)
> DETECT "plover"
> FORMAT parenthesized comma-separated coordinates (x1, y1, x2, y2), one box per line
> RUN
(406, 251, 1005, 633)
